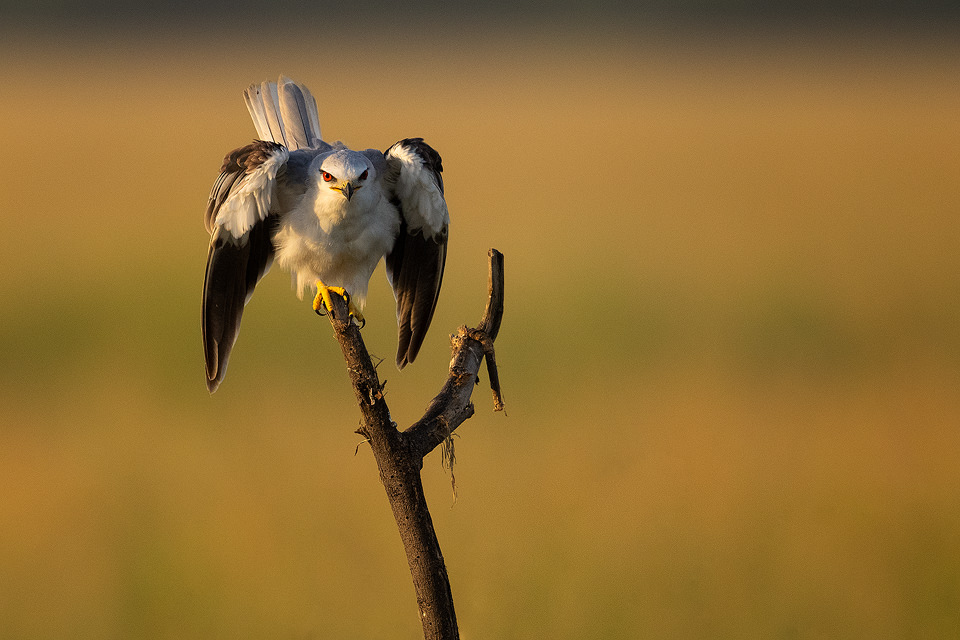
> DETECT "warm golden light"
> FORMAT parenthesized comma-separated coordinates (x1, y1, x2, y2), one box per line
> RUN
(1, 24, 959, 639)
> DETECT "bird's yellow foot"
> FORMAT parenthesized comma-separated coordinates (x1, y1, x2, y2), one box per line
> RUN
(313, 280, 366, 328)
(312, 280, 347, 315)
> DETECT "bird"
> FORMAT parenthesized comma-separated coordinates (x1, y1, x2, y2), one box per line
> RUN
(202, 76, 449, 393)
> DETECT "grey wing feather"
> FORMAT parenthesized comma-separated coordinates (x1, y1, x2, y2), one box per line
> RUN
(361, 148, 389, 176)
(385, 138, 449, 368)
(204, 170, 242, 234)
(202, 140, 287, 392)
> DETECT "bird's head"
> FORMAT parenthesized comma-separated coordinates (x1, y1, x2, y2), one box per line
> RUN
(315, 150, 375, 203)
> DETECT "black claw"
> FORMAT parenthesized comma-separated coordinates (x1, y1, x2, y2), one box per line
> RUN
(356, 317, 366, 329)
(315, 305, 327, 317)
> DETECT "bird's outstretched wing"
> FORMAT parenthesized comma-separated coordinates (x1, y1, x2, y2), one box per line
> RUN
(384, 138, 450, 368)
(202, 140, 288, 393)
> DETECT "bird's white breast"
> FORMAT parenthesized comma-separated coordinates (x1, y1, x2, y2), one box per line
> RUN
(273, 182, 400, 307)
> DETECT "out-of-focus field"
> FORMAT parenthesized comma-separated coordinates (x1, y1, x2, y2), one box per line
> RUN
(1, 28, 959, 639)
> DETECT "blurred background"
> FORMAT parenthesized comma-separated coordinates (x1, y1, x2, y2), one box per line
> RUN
(2, 1, 959, 638)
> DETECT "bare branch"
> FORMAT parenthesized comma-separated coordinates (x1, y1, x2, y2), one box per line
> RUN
(319, 248, 505, 640)
(478, 248, 505, 340)
(405, 249, 505, 459)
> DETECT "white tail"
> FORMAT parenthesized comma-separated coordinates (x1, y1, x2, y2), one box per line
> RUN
(243, 76, 321, 150)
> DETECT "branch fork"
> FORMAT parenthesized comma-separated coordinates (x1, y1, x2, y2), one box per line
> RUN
(320, 249, 505, 640)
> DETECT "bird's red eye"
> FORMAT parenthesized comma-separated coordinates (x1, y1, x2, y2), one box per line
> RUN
(322, 171, 334, 182)
(359, 169, 368, 181)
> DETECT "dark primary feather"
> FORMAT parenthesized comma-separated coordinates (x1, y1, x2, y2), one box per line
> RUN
(386, 223, 447, 368)
(202, 140, 285, 392)
(385, 138, 449, 369)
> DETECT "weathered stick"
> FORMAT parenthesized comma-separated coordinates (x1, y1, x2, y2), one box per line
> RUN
(321, 249, 504, 640)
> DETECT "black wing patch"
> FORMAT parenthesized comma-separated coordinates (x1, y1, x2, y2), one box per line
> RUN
(386, 219, 447, 369)
(202, 140, 284, 392)
(385, 138, 449, 369)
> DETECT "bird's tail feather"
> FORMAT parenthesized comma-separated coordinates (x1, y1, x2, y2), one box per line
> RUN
(243, 76, 321, 150)
(244, 81, 285, 145)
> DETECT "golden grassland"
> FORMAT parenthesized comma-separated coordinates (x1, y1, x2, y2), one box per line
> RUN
(1, 31, 959, 638)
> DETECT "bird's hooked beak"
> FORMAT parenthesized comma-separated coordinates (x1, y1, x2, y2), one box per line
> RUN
(332, 181, 360, 201)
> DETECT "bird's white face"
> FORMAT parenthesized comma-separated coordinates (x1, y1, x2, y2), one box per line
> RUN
(315, 150, 376, 206)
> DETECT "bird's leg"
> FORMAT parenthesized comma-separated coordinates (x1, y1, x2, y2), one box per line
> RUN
(313, 280, 365, 328)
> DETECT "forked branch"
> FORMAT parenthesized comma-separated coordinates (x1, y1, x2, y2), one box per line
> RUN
(321, 249, 504, 640)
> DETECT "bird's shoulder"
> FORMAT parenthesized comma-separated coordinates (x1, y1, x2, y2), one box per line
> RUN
(384, 138, 444, 194)
(380, 138, 447, 238)
(219, 140, 286, 174)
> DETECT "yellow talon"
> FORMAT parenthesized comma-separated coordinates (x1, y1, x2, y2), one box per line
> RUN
(312, 279, 348, 315)
(350, 305, 366, 328)
(313, 279, 365, 328)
